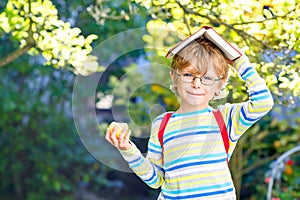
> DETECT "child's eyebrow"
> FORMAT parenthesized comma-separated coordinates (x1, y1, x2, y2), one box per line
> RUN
(180, 71, 201, 75)
(179, 68, 201, 73)
(180, 70, 195, 73)
(180, 70, 215, 77)
(205, 73, 217, 76)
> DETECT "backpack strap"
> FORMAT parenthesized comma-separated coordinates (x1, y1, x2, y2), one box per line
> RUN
(158, 112, 173, 166)
(212, 110, 230, 163)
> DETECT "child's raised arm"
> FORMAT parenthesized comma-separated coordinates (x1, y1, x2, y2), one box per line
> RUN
(218, 54, 274, 154)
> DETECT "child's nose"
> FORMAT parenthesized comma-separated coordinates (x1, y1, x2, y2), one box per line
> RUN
(191, 77, 204, 88)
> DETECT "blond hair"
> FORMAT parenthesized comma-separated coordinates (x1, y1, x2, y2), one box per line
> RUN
(171, 36, 229, 79)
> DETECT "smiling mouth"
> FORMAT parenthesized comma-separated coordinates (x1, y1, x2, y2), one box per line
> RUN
(187, 92, 205, 96)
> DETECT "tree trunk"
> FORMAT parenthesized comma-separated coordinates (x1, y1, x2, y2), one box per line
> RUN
(13, 170, 23, 199)
(230, 140, 244, 200)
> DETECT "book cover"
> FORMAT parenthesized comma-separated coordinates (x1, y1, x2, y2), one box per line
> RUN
(166, 26, 242, 61)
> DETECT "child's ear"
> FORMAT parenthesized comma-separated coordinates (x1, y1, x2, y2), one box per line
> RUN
(169, 70, 176, 85)
(215, 90, 221, 97)
(215, 81, 224, 91)
(169, 70, 177, 93)
(222, 78, 227, 86)
(219, 75, 228, 88)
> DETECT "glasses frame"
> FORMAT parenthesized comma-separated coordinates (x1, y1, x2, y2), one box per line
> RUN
(175, 70, 223, 86)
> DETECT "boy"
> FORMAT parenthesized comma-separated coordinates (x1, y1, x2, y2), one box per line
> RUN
(105, 36, 274, 199)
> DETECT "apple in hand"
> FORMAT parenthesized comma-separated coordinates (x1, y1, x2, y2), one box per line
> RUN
(108, 121, 129, 138)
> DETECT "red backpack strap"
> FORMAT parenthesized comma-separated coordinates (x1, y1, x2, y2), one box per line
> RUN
(212, 110, 230, 163)
(158, 112, 173, 166)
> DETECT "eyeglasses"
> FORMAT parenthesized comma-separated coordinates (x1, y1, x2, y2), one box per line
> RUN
(175, 70, 223, 86)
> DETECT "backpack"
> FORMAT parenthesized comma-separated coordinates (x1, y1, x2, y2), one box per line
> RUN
(158, 110, 229, 165)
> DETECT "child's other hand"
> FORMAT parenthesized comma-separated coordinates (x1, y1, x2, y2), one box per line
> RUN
(226, 58, 236, 66)
(105, 122, 132, 151)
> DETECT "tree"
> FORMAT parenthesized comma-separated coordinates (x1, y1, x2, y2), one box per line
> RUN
(0, 0, 118, 199)
(0, 0, 101, 75)
(0, 0, 155, 199)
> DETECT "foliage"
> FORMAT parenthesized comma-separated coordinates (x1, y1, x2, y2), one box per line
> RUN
(85, 0, 148, 43)
(0, 59, 108, 199)
(275, 159, 300, 199)
(0, 0, 101, 75)
(0, 0, 142, 199)
(264, 155, 300, 199)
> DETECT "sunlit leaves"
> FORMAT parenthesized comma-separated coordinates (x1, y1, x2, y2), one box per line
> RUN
(0, 12, 10, 33)
(277, 66, 300, 96)
(77, 55, 105, 76)
(0, 0, 100, 75)
(134, 0, 152, 9)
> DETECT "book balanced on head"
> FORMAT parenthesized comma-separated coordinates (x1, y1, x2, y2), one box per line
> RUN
(166, 26, 242, 61)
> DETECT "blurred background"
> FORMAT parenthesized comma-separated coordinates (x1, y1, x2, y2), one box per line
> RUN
(0, 0, 299, 199)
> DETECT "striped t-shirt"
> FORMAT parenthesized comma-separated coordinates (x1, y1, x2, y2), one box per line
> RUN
(119, 57, 274, 199)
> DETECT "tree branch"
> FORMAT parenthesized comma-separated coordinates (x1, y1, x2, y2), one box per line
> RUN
(176, 2, 274, 50)
(242, 153, 280, 175)
(0, 0, 35, 68)
(0, 44, 34, 68)
(231, 8, 299, 26)
(183, 13, 192, 35)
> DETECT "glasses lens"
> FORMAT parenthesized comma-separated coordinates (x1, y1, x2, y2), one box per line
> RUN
(179, 73, 193, 82)
(201, 76, 214, 85)
(181, 76, 193, 82)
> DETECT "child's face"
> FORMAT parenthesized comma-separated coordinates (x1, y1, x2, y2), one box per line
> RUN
(171, 64, 223, 111)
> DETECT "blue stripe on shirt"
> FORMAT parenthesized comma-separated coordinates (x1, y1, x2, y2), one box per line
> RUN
(241, 107, 260, 122)
(163, 187, 234, 199)
(128, 157, 142, 165)
(252, 95, 272, 101)
(164, 182, 232, 194)
(249, 89, 269, 97)
(165, 158, 226, 172)
(166, 126, 215, 136)
(165, 153, 226, 167)
(243, 71, 256, 80)
(144, 166, 157, 182)
(130, 157, 144, 168)
(240, 66, 252, 77)
(164, 130, 220, 144)
(148, 148, 161, 154)
(228, 107, 237, 142)
(239, 115, 253, 127)
(148, 141, 161, 149)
